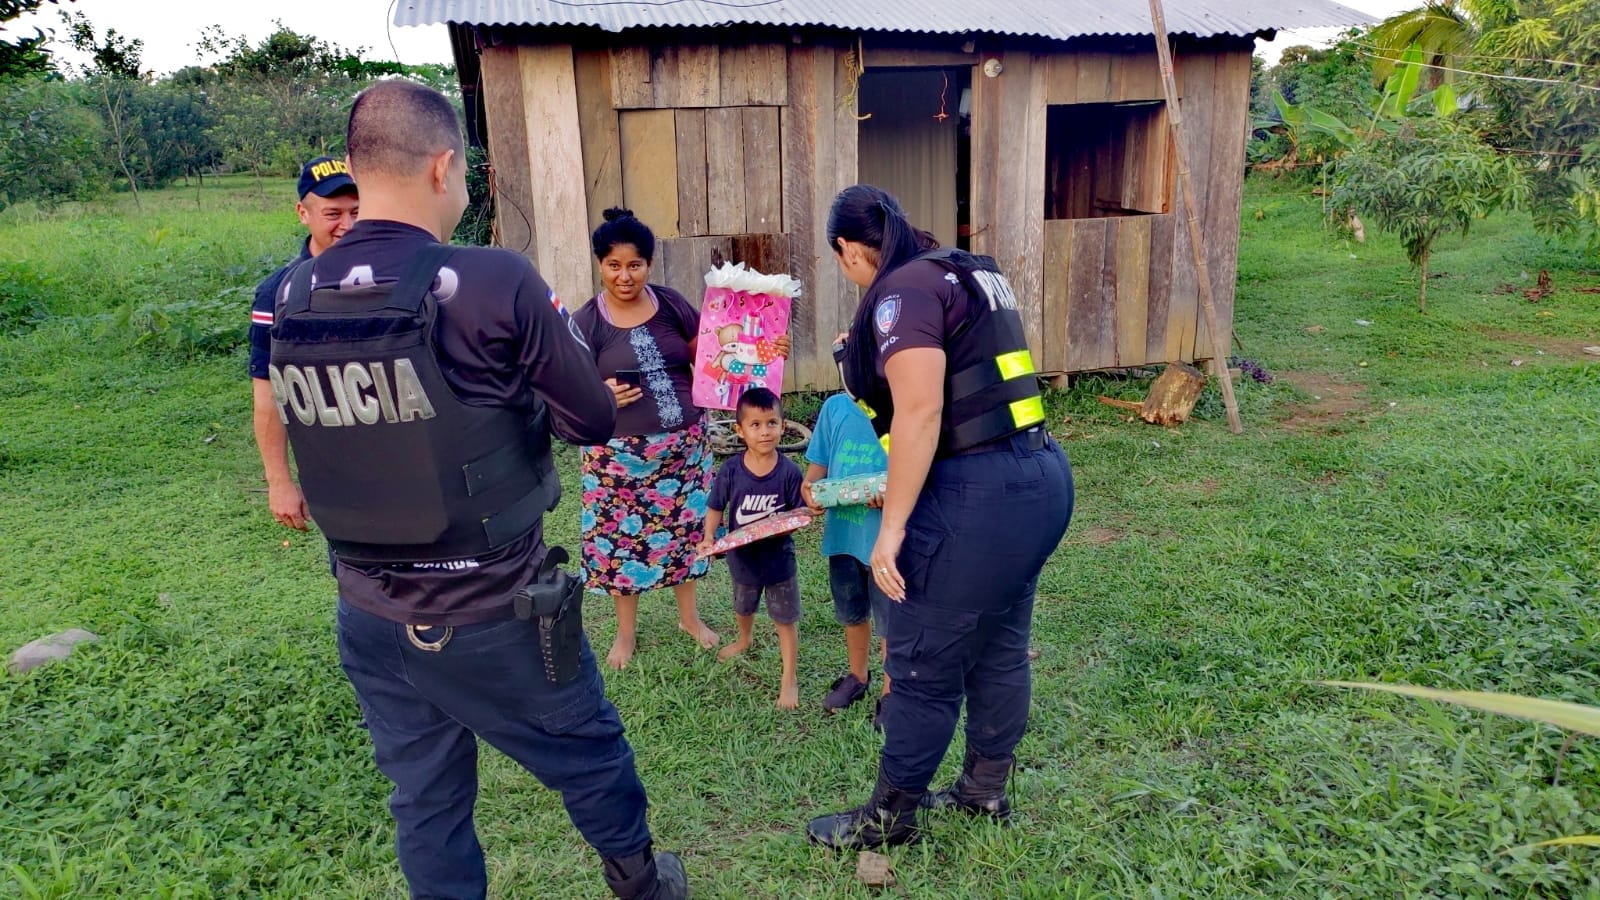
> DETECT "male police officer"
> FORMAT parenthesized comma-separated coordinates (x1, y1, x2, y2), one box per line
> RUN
(268, 80, 688, 899)
(248, 156, 359, 531)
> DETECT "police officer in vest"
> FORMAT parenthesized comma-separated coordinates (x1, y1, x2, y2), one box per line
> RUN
(807, 185, 1074, 850)
(268, 80, 687, 899)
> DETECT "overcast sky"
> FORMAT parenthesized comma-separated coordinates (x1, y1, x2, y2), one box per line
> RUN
(10, 0, 1419, 76)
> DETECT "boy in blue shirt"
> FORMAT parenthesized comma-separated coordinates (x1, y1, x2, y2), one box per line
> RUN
(698, 388, 807, 709)
(802, 393, 891, 723)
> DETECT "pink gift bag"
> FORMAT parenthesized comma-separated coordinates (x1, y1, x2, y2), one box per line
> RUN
(692, 263, 802, 411)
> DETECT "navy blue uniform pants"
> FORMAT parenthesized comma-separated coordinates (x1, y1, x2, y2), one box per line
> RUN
(880, 431, 1074, 792)
(336, 599, 651, 899)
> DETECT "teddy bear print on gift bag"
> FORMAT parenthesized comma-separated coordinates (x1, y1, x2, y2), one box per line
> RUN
(692, 262, 801, 410)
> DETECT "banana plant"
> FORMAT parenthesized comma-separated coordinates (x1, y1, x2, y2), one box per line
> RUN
(1273, 44, 1457, 153)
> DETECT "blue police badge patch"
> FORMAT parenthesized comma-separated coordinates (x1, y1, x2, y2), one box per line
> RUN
(875, 296, 901, 335)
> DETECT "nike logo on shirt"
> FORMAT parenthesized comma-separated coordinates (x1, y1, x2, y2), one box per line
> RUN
(733, 495, 781, 527)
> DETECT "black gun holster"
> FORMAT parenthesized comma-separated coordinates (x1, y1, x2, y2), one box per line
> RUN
(512, 546, 584, 685)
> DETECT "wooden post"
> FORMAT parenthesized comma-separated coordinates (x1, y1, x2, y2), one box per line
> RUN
(1147, 0, 1243, 434)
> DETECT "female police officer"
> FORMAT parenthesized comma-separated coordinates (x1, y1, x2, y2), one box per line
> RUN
(806, 185, 1074, 850)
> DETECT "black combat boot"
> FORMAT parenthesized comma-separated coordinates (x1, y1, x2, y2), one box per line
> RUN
(919, 748, 1013, 822)
(805, 765, 922, 851)
(602, 847, 690, 899)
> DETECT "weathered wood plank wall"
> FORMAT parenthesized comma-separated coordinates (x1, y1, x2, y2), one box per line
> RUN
(479, 45, 536, 257)
(517, 45, 589, 310)
(971, 47, 1049, 363)
(477, 33, 1249, 384)
(1032, 40, 1251, 371)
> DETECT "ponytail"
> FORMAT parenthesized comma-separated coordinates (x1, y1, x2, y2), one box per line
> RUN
(827, 185, 940, 285)
(832, 185, 943, 400)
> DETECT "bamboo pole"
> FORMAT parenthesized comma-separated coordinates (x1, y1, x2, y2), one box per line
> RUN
(1147, 0, 1243, 434)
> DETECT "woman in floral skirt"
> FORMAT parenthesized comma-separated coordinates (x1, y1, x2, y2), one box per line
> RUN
(572, 208, 787, 668)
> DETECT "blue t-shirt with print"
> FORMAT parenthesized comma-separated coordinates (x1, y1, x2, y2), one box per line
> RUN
(805, 393, 887, 565)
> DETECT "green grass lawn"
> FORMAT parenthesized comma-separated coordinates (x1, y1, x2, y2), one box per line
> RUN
(3, 176, 1599, 898)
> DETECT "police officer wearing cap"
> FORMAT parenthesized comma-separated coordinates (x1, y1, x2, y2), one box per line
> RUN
(806, 185, 1074, 850)
(267, 80, 687, 899)
(249, 156, 358, 532)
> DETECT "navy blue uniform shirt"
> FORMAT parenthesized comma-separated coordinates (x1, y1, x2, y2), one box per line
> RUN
(249, 237, 311, 380)
(277, 220, 616, 626)
(707, 453, 804, 586)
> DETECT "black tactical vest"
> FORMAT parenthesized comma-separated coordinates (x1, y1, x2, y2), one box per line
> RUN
(268, 244, 560, 564)
(841, 249, 1045, 456)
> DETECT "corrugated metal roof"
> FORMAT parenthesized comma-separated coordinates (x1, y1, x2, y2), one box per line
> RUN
(394, 0, 1371, 41)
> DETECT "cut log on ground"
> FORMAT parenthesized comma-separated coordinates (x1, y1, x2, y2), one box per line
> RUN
(1096, 362, 1208, 426)
(1144, 362, 1207, 425)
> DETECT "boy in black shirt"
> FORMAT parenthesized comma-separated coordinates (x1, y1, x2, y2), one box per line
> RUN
(698, 388, 806, 708)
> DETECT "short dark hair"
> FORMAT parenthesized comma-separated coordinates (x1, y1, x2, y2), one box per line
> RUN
(591, 207, 656, 263)
(347, 80, 465, 180)
(737, 387, 782, 421)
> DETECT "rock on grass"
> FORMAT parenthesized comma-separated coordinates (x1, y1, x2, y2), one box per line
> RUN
(9, 629, 99, 675)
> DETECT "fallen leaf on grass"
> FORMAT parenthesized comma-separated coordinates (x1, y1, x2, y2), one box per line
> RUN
(1574, 287, 1600, 294)
(1585, 347, 1600, 357)
(1305, 325, 1325, 334)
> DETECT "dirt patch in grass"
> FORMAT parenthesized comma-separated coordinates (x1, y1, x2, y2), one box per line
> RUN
(1076, 526, 1124, 546)
(1474, 326, 1600, 359)
(1276, 371, 1368, 434)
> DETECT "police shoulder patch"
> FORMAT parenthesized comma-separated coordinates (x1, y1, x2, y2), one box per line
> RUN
(875, 295, 901, 336)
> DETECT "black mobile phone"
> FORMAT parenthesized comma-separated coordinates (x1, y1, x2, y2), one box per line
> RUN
(616, 369, 642, 387)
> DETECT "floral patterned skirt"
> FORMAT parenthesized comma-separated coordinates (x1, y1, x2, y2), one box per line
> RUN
(581, 418, 712, 595)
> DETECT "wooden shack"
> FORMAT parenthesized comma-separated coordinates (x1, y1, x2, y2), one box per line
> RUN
(403, 0, 1364, 388)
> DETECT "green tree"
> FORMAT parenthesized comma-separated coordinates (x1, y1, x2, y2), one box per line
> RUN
(137, 80, 217, 189)
(1469, 0, 1600, 238)
(63, 11, 145, 204)
(0, 0, 72, 79)
(1271, 36, 1373, 125)
(206, 86, 282, 191)
(1368, 1, 1600, 243)
(1332, 117, 1527, 310)
(61, 9, 138, 78)
(0, 75, 107, 207)
(1250, 33, 1375, 174)
(1364, 1, 1477, 88)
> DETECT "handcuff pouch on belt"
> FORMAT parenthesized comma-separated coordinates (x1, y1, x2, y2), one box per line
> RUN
(512, 546, 584, 685)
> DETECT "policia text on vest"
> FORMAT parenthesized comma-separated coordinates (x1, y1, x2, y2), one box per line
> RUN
(268, 358, 436, 427)
(268, 245, 560, 567)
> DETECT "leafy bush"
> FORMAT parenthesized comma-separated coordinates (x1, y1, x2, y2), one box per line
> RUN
(103, 286, 251, 359)
(0, 260, 56, 334)
(0, 76, 111, 208)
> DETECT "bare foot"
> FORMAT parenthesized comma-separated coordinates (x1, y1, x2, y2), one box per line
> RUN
(717, 639, 751, 662)
(776, 681, 800, 710)
(679, 620, 720, 650)
(607, 635, 636, 670)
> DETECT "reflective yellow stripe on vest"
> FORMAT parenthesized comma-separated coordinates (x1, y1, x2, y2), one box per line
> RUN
(1001, 351, 1045, 429)
(856, 398, 891, 453)
(995, 349, 1035, 381)
(1010, 395, 1046, 429)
